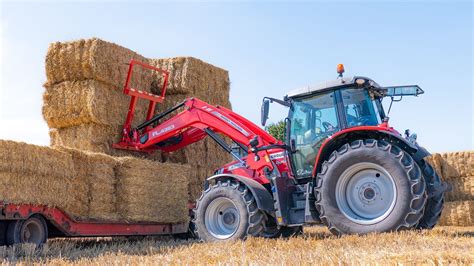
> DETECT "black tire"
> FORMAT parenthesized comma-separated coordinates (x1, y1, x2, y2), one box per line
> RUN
(193, 180, 265, 242)
(314, 139, 427, 235)
(6, 215, 48, 245)
(0, 221, 8, 246)
(416, 158, 444, 229)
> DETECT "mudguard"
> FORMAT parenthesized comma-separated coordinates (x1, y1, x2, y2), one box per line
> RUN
(207, 174, 275, 213)
(313, 126, 427, 176)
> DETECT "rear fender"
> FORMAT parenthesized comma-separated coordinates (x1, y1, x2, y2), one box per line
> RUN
(207, 174, 275, 213)
(312, 126, 422, 177)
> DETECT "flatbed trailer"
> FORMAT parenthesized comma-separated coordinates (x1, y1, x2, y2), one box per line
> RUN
(0, 202, 189, 245)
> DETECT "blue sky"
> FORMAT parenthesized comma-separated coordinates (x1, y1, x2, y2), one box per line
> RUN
(0, 1, 472, 152)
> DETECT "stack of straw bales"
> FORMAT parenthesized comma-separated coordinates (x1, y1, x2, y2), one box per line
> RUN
(426, 151, 474, 226)
(0, 38, 232, 224)
(0, 140, 189, 222)
(44, 39, 230, 171)
(43, 38, 232, 202)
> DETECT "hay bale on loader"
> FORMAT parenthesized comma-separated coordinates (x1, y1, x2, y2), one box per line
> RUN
(43, 80, 149, 129)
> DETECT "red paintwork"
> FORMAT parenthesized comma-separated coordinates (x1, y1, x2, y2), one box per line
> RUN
(116, 59, 170, 148)
(311, 123, 398, 176)
(0, 202, 187, 237)
(220, 148, 288, 185)
(115, 60, 279, 175)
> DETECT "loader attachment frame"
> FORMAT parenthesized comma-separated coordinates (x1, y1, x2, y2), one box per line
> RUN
(114, 60, 282, 174)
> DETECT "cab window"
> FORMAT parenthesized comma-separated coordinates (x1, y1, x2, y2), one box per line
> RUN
(341, 88, 381, 127)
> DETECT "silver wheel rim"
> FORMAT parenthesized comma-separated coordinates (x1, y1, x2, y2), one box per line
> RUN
(205, 197, 240, 239)
(336, 162, 397, 225)
(21, 220, 44, 244)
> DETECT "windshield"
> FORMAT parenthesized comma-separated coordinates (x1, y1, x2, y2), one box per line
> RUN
(288, 87, 385, 179)
(289, 91, 339, 178)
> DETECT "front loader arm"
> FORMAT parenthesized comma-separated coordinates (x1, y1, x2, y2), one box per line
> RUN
(115, 97, 279, 173)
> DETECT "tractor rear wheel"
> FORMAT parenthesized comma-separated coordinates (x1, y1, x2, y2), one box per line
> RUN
(193, 180, 264, 241)
(416, 159, 444, 229)
(315, 139, 427, 235)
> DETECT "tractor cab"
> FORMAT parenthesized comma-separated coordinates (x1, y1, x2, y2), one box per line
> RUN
(286, 76, 387, 178)
(261, 65, 424, 179)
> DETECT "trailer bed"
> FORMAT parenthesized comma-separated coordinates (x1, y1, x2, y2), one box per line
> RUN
(0, 202, 188, 238)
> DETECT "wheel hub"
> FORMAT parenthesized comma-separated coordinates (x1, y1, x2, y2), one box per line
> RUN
(205, 197, 240, 239)
(358, 183, 380, 203)
(336, 162, 397, 225)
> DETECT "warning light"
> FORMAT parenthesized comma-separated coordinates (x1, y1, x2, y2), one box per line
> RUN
(337, 64, 345, 75)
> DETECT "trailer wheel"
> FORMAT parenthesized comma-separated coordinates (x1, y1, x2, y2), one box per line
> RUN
(193, 180, 264, 242)
(0, 221, 8, 246)
(315, 139, 427, 235)
(6, 215, 48, 245)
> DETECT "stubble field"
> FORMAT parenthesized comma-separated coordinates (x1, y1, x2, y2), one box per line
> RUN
(1, 226, 473, 265)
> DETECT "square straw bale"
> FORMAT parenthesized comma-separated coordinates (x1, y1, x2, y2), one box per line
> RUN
(441, 151, 474, 178)
(443, 176, 474, 202)
(43, 80, 149, 129)
(438, 200, 474, 226)
(49, 125, 162, 161)
(45, 38, 153, 90)
(150, 57, 231, 98)
(116, 157, 190, 223)
(0, 140, 73, 179)
(57, 147, 119, 221)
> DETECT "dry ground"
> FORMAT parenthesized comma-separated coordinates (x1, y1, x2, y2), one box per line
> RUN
(1, 226, 473, 265)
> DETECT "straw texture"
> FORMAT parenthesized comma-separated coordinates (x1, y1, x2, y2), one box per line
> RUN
(438, 200, 474, 226)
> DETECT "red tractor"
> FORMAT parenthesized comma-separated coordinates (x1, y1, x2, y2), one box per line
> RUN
(113, 62, 447, 241)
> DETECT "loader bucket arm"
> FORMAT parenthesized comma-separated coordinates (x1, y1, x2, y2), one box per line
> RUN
(116, 98, 279, 172)
(113, 60, 280, 173)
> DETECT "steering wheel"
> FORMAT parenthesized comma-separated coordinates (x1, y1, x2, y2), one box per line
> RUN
(322, 121, 334, 131)
(357, 117, 370, 126)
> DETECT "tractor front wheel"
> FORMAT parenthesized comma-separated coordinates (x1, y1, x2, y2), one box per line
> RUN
(315, 139, 427, 235)
(193, 180, 264, 241)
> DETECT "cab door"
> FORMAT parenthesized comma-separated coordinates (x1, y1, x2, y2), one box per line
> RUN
(288, 91, 340, 179)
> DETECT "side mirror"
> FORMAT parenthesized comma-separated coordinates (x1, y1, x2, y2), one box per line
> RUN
(261, 99, 270, 126)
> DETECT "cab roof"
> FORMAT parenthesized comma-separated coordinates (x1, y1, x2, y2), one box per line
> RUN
(286, 76, 380, 99)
